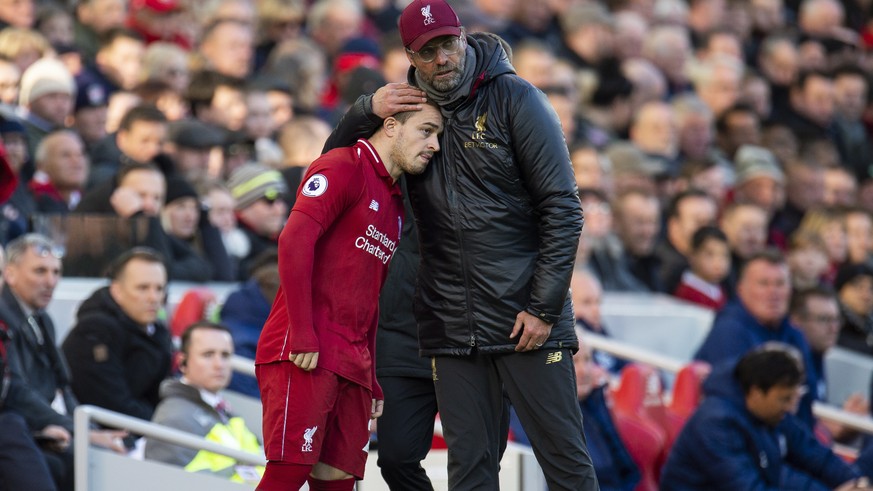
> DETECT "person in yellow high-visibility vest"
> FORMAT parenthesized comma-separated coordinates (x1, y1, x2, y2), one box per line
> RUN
(145, 321, 264, 483)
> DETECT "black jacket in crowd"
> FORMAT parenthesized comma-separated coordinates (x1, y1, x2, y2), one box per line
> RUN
(61, 287, 173, 421)
(325, 33, 583, 355)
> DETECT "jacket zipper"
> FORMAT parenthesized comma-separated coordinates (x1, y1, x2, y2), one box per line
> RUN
(444, 114, 476, 347)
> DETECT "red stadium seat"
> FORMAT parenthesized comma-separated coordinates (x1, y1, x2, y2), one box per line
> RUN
(611, 363, 669, 491)
(664, 361, 711, 446)
(170, 287, 218, 344)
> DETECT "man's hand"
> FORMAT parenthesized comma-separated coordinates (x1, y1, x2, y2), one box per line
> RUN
(835, 477, 873, 490)
(109, 186, 144, 218)
(289, 352, 319, 371)
(371, 399, 384, 419)
(89, 429, 129, 454)
(371, 83, 427, 119)
(509, 311, 552, 352)
(38, 425, 71, 452)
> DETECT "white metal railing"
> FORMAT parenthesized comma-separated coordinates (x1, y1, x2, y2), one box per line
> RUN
(74, 405, 266, 491)
(231, 355, 256, 377)
(583, 332, 873, 434)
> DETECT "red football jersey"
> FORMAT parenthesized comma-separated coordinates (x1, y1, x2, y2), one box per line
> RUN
(256, 139, 403, 396)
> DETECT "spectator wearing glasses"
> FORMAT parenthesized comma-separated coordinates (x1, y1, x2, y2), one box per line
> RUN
(791, 285, 869, 443)
(226, 163, 288, 281)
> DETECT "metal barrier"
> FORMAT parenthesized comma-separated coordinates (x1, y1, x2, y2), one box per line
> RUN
(584, 331, 873, 434)
(74, 405, 265, 491)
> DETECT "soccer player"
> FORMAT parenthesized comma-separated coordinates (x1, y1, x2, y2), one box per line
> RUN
(254, 100, 442, 491)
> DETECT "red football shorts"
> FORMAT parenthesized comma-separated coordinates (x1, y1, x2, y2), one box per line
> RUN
(256, 361, 371, 479)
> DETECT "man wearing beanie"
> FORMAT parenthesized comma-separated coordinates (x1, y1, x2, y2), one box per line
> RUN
(324, 0, 598, 489)
(17, 58, 76, 167)
(226, 163, 288, 280)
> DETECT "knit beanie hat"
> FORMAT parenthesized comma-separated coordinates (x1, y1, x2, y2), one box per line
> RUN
(19, 58, 76, 107)
(734, 145, 784, 185)
(165, 177, 199, 205)
(227, 163, 288, 210)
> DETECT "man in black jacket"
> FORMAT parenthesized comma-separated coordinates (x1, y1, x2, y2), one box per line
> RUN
(61, 247, 173, 421)
(325, 1, 596, 488)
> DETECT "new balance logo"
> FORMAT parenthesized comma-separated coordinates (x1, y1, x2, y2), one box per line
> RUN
(546, 351, 563, 364)
(369, 200, 379, 211)
(302, 426, 318, 452)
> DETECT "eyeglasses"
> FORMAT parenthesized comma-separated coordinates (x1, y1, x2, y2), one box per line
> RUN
(804, 314, 841, 325)
(31, 242, 65, 259)
(259, 195, 286, 207)
(407, 36, 463, 63)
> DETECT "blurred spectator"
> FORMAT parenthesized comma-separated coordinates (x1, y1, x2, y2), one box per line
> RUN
(845, 207, 873, 266)
(88, 28, 145, 93)
(715, 103, 762, 161)
(642, 25, 692, 94)
(88, 104, 168, 188)
(695, 250, 820, 427)
(196, 19, 253, 79)
(834, 262, 873, 355)
(0, 57, 20, 106)
(823, 166, 858, 207)
(787, 231, 831, 290)
(29, 130, 88, 213)
(790, 285, 870, 443)
(186, 70, 246, 133)
(672, 93, 716, 164)
(226, 163, 287, 280)
(35, 5, 74, 48)
(570, 144, 613, 197)
(165, 119, 224, 183)
(306, 0, 363, 61)
(770, 158, 827, 247)
(795, 206, 847, 282)
(629, 100, 679, 174)
(378, 34, 409, 85)
(17, 57, 76, 173)
(0, 115, 34, 244)
(757, 34, 800, 116)
(622, 57, 668, 112)
(739, 70, 772, 119)
(613, 187, 663, 291)
(145, 321, 263, 483)
(140, 42, 190, 94)
(0, 28, 52, 73)
(199, 182, 245, 277)
(254, 0, 305, 72)
(613, 11, 648, 61)
(571, 269, 629, 374)
(581, 58, 634, 146)
(674, 225, 730, 310)
(62, 247, 173, 421)
(720, 202, 769, 293)
(0, 0, 32, 29)
(581, 188, 649, 292)
(606, 140, 662, 197)
(656, 189, 718, 294)
(126, 0, 190, 50)
(773, 69, 835, 142)
(832, 64, 873, 181)
(73, 76, 109, 152)
(244, 88, 282, 167)
(262, 37, 327, 115)
(220, 249, 279, 397)
(663, 343, 870, 489)
(511, 39, 558, 89)
(132, 79, 187, 122)
(73, 0, 127, 64)
(558, 2, 615, 70)
(159, 176, 233, 282)
(689, 54, 744, 118)
(697, 27, 744, 62)
(760, 120, 800, 167)
(103, 89, 140, 134)
(675, 157, 730, 210)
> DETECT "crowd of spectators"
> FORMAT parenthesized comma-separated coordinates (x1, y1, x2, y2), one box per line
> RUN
(1, 0, 873, 487)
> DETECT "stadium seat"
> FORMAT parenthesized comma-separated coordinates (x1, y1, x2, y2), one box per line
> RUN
(664, 361, 711, 445)
(170, 287, 218, 344)
(611, 363, 669, 491)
